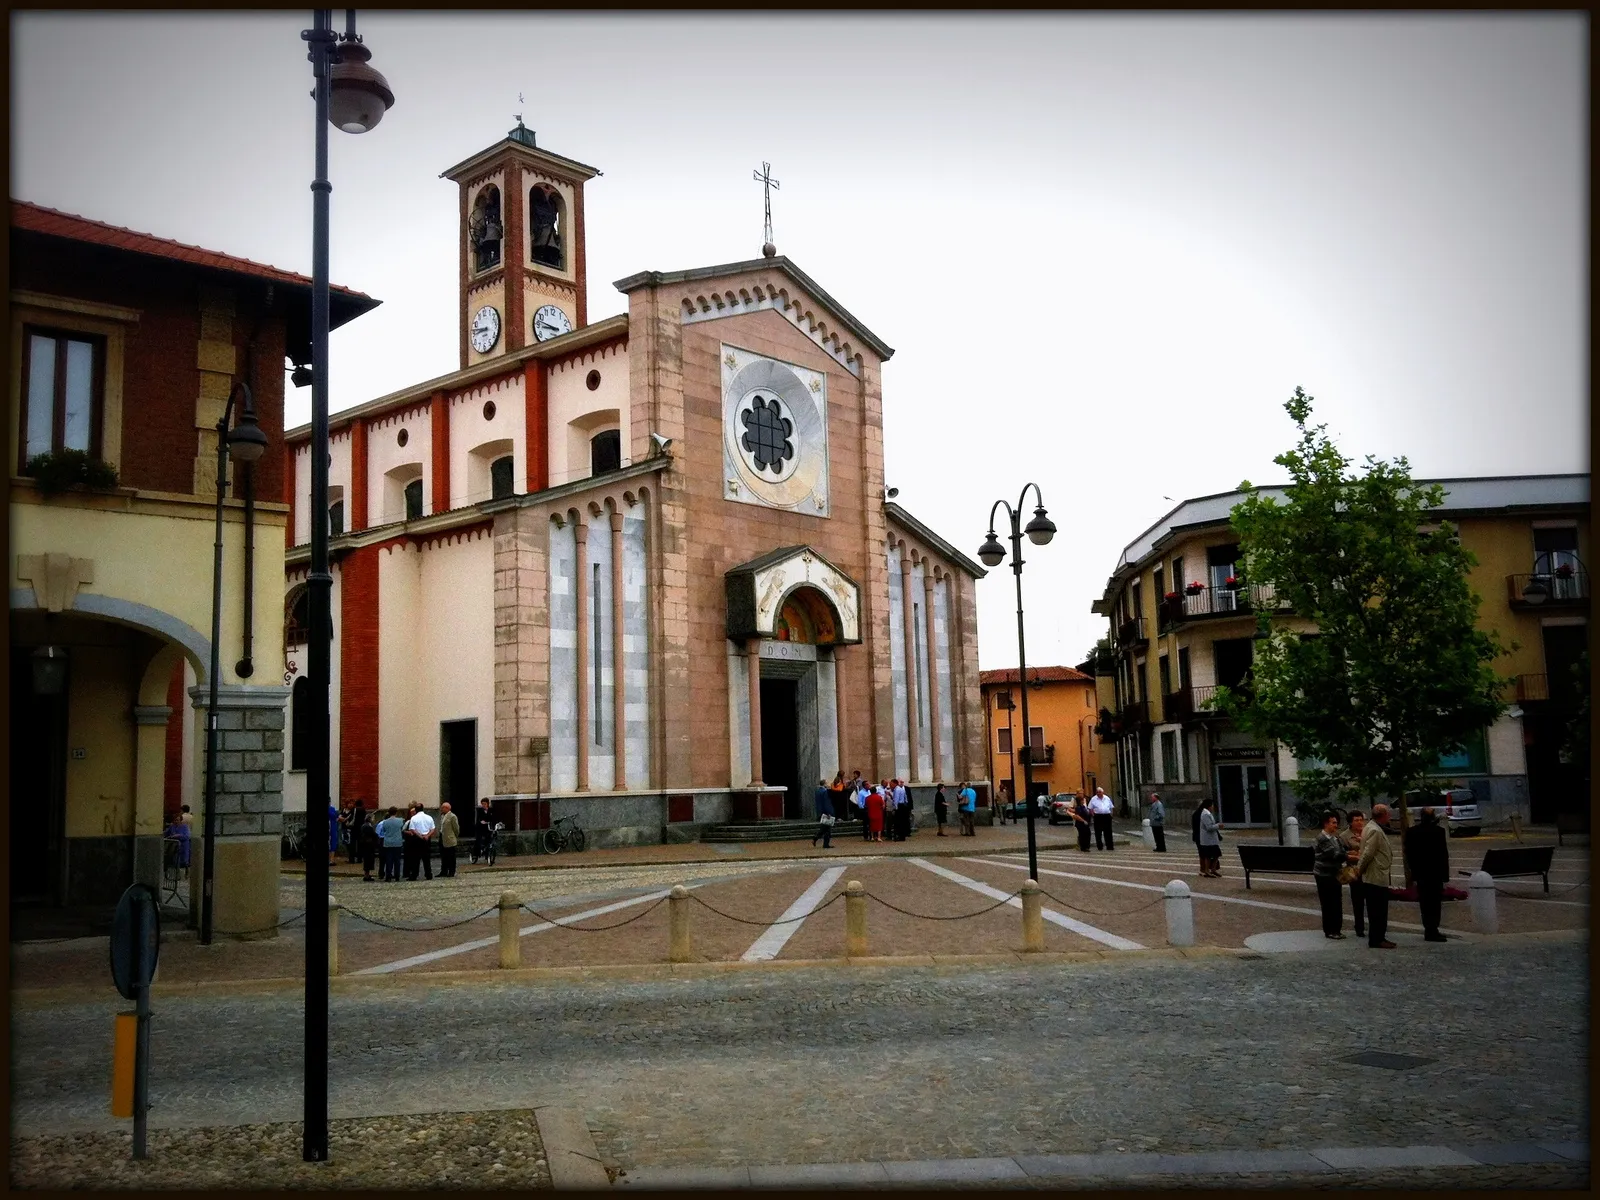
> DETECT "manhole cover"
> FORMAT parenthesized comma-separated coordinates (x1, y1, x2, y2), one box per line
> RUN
(1341, 1051, 1436, 1071)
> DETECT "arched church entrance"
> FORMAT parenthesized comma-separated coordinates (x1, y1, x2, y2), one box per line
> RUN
(758, 587, 839, 817)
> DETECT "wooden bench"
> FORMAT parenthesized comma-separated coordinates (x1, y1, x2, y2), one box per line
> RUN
(1459, 845, 1557, 893)
(1236, 844, 1316, 889)
(1556, 812, 1589, 846)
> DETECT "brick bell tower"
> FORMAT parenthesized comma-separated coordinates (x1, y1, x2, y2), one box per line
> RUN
(440, 119, 600, 370)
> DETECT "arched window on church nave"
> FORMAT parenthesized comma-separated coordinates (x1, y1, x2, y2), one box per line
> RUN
(404, 478, 425, 521)
(470, 184, 502, 273)
(328, 499, 344, 538)
(529, 184, 564, 270)
(589, 429, 621, 476)
(490, 454, 516, 500)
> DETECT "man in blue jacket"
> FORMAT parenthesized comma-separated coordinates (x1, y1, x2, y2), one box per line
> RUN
(812, 780, 835, 849)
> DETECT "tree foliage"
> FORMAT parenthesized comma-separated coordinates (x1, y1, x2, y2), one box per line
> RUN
(1216, 389, 1509, 816)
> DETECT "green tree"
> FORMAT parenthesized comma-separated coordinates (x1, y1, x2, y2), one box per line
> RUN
(1217, 389, 1509, 873)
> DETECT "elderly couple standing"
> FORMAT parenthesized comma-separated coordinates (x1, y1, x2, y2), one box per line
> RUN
(1312, 803, 1449, 947)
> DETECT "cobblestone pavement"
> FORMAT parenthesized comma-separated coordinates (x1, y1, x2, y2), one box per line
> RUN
(10, 936, 1586, 1187)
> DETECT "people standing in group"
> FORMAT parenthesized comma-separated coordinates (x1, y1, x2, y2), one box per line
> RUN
(375, 806, 405, 882)
(1073, 792, 1092, 852)
(859, 776, 874, 840)
(848, 771, 864, 826)
(958, 781, 977, 836)
(1356, 802, 1396, 949)
(1404, 806, 1451, 942)
(934, 784, 949, 836)
(894, 779, 912, 841)
(328, 801, 341, 867)
(404, 803, 436, 881)
(865, 781, 886, 842)
(437, 801, 460, 878)
(1147, 792, 1167, 852)
(1197, 797, 1223, 877)
(1312, 809, 1347, 938)
(813, 779, 836, 849)
(358, 809, 378, 882)
(1341, 810, 1368, 939)
(829, 772, 847, 831)
(1089, 787, 1115, 850)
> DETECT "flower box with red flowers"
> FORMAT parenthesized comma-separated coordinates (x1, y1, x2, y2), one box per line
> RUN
(1184, 582, 1205, 596)
(1555, 563, 1575, 578)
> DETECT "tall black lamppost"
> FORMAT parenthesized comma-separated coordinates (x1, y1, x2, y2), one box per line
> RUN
(300, 8, 393, 1163)
(978, 485, 1056, 883)
(200, 382, 268, 945)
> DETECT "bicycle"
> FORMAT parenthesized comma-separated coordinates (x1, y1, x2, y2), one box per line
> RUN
(470, 822, 504, 867)
(541, 815, 586, 855)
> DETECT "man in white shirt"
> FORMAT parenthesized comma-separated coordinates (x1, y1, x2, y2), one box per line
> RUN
(1088, 786, 1116, 851)
(405, 804, 437, 881)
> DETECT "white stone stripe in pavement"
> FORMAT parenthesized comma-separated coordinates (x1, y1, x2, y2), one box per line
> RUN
(976, 856, 1478, 937)
(909, 857, 1145, 951)
(741, 865, 847, 962)
(352, 889, 675, 975)
(615, 1141, 1589, 1187)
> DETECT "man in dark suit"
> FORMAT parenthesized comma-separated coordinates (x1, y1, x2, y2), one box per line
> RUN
(1403, 806, 1451, 942)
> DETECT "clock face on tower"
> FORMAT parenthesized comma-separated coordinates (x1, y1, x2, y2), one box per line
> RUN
(470, 305, 501, 353)
(532, 304, 572, 342)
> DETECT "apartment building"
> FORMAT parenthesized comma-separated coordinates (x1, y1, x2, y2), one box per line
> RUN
(979, 666, 1099, 804)
(1089, 475, 1589, 830)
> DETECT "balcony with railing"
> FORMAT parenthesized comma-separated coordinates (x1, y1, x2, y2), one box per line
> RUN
(1021, 743, 1056, 767)
(1159, 582, 1288, 631)
(1118, 699, 1150, 729)
(1115, 616, 1147, 649)
(1184, 683, 1238, 720)
(1508, 569, 1589, 610)
(1161, 688, 1192, 723)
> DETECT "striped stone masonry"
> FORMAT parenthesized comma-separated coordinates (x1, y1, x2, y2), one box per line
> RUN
(188, 684, 289, 837)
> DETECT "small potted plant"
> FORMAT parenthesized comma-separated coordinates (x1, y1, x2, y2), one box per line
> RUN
(1555, 562, 1576, 579)
(1223, 575, 1240, 590)
(24, 449, 120, 496)
(1163, 590, 1180, 602)
(1184, 580, 1204, 596)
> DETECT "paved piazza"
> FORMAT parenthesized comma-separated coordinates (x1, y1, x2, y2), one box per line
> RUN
(9, 935, 1588, 1184)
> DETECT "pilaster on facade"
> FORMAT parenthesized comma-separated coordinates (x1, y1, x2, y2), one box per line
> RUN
(492, 503, 551, 795)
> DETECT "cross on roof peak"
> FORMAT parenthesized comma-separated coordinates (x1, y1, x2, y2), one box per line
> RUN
(753, 160, 780, 258)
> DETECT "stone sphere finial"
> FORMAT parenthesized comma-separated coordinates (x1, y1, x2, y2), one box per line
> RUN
(762, 242, 777, 258)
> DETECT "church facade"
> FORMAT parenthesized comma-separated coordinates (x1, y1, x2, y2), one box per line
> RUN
(282, 125, 989, 845)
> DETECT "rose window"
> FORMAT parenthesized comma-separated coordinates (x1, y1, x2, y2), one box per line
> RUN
(739, 393, 795, 475)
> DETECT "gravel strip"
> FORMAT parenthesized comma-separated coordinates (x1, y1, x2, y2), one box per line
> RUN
(10, 1108, 552, 1190)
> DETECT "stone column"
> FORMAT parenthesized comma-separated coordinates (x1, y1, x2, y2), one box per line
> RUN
(610, 506, 627, 790)
(492, 506, 551, 796)
(187, 683, 288, 938)
(899, 555, 920, 780)
(834, 646, 849, 777)
(575, 518, 590, 792)
(923, 571, 943, 782)
(746, 637, 764, 787)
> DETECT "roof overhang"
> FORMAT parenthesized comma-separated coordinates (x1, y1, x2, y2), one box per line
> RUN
(884, 502, 987, 579)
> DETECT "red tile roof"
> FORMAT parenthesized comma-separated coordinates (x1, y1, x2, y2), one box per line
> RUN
(979, 666, 1094, 686)
(11, 200, 376, 305)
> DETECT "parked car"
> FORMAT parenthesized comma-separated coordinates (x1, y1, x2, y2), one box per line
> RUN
(1004, 795, 1047, 821)
(1047, 794, 1077, 825)
(1403, 788, 1482, 837)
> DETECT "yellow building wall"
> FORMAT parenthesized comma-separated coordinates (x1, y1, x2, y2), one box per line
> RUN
(982, 678, 1099, 796)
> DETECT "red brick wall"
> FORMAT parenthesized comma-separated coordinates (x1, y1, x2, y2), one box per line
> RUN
(10, 237, 289, 498)
(524, 361, 548, 492)
(338, 547, 381, 808)
(350, 419, 369, 531)
(431, 391, 450, 512)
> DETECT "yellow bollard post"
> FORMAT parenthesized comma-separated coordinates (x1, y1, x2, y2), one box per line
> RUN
(1020, 878, 1044, 952)
(845, 880, 868, 957)
(669, 885, 692, 963)
(328, 892, 340, 976)
(110, 1012, 137, 1118)
(499, 891, 521, 969)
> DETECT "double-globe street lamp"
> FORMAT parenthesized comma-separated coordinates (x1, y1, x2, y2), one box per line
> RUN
(299, 9, 394, 1163)
(978, 486, 1056, 884)
(200, 382, 267, 946)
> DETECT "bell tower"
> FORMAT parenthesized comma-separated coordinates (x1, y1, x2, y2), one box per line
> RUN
(440, 120, 600, 369)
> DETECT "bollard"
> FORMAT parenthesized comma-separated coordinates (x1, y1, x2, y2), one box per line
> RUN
(1468, 870, 1497, 934)
(498, 891, 521, 969)
(1164, 880, 1195, 947)
(1020, 879, 1044, 952)
(328, 893, 340, 976)
(1142, 818, 1155, 850)
(669, 885, 692, 963)
(1284, 816, 1300, 847)
(845, 880, 868, 957)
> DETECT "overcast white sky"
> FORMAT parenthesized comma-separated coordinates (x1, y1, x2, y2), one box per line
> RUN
(12, 13, 1587, 669)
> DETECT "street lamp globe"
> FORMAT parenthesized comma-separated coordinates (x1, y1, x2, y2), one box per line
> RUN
(328, 39, 394, 133)
(1024, 505, 1057, 546)
(977, 532, 1006, 568)
(227, 409, 269, 463)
